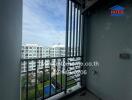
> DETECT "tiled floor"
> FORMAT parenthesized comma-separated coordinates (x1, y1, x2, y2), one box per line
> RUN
(63, 90, 99, 100)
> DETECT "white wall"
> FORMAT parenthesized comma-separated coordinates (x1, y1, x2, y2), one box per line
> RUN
(0, 0, 22, 100)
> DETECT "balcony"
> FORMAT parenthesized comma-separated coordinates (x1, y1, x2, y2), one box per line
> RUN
(1, 0, 132, 100)
(21, 56, 82, 100)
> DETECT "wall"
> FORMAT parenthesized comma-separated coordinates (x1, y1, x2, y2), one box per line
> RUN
(83, 0, 132, 100)
(0, 0, 22, 100)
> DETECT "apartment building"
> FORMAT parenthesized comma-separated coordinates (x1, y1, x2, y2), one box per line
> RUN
(21, 44, 65, 73)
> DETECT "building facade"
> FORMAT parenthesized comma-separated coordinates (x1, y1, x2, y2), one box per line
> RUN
(21, 44, 65, 73)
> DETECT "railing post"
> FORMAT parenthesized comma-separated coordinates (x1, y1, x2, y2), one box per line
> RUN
(55, 59, 58, 93)
(49, 59, 52, 96)
(35, 59, 38, 100)
(76, 5, 79, 57)
(26, 60, 29, 100)
(43, 59, 45, 99)
(65, 0, 69, 94)
(69, 1, 73, 56)
(72, 3, 76, 56)
(80, 5, 84, 87)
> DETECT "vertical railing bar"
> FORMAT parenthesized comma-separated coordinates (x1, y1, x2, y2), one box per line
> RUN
(76, 5, 79, 56)
(69, 1, 73, 56)
(35, 59, 38, 100)
(79, 8, 82, 56)
(78, 11, 80, 57)
(65, 0, 69, 94)
(43, 59, 45, 99)
(80, 6, 84, 87)
(74, 57, 76, 83)
(80, 2, 83, 57)
(78, 8, 81, 56)
(49, 59, 52, 96)
(55, 59, 58, 93)
(72, 3, 76, 56)
(67, 58, 71, 86)
(26, 60, 29, 100)
(61, 58, 63, 92)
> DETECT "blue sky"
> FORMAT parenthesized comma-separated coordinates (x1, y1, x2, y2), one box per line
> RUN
(22, 0, 66, 46)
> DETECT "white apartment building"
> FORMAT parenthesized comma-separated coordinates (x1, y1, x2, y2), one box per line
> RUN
(21, 44, 65, 73)
(51, 45, 65, 57)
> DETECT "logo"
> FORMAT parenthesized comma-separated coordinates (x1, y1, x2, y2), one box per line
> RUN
(110, 5, 125, 16)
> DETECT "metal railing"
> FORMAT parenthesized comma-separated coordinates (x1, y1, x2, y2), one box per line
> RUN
(21, 56, 82, 100)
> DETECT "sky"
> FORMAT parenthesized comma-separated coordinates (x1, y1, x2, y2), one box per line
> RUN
(22, 0, 66, 46)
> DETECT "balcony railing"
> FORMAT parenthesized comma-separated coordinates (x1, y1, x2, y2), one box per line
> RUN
(21, 56, 82, 100)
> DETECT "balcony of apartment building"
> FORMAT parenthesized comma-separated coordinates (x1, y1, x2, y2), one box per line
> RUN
(1, 0, 132, 100)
